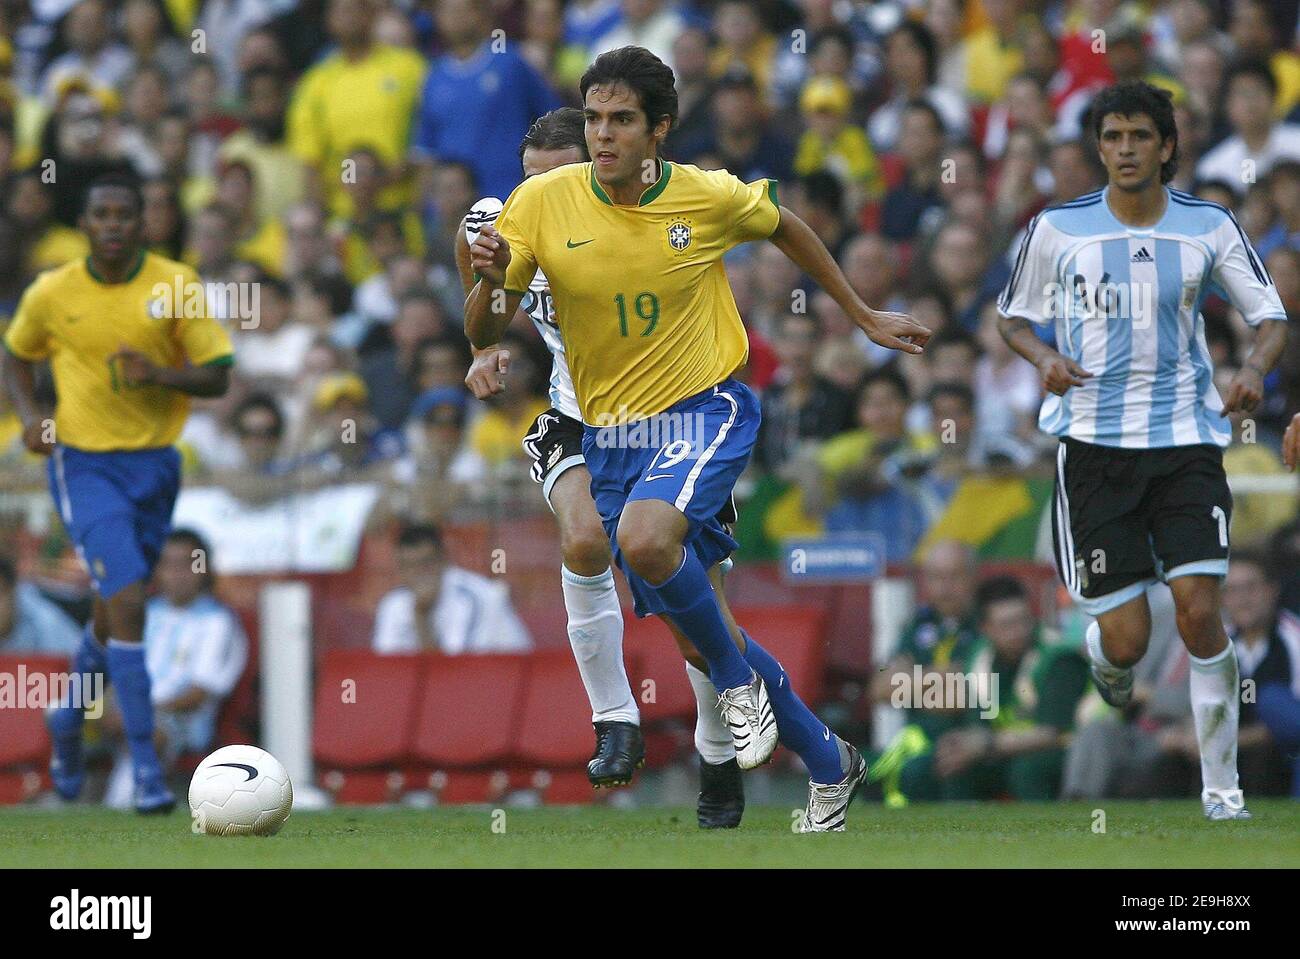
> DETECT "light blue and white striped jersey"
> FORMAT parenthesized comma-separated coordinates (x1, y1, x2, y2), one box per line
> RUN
(143, 594, 248, 706)
(998, 187, 1287, 449)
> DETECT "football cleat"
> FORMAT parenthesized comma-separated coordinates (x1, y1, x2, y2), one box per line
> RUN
(1089, 662, 1134, 709)
(1204, 801, 1252, 821)
(718, 671, 778, 770)
(798, 739, 869, 833)
(697, 757, 744, 829)
(135, 776, 176, 815)
(587, 720, 645, 788)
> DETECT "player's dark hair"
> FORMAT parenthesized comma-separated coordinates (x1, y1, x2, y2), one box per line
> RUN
(166, 527, 216, 591)
(0, 555, 14, 587)
(860, 364, 911, 405)
(83, 173, 144, 215)
(519, 106, 589, 162)
(580, 45, 679, 133)
(1226, 57, 1278, 100)
(1088, 80, 1179, 184)
(975, 575, 1029, 620)
(889, 20, 938, 87)
(397, 523, 444, 553)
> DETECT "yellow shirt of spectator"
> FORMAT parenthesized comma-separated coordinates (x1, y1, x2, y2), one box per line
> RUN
(3, 253, 233, 451)
(964, 26, 1024, 104)
(794, 125, 883, 198)
(496, 161, 780, 424)
(286, 44, 427, 216)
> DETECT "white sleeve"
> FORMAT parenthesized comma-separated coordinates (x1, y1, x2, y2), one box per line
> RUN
(372, 590, 417, 654)
(188, 608, 248, 697)
(1209, 214, 1288, 327)
(997, 212, 1060, 325)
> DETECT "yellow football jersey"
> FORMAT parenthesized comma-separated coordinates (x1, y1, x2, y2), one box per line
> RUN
(496, 161, 780, 423)
(3, 252, 233, 451)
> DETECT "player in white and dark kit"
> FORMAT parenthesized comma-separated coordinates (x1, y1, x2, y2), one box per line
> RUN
(998, 82, 1290, 820)
(455, 108, 745, 826)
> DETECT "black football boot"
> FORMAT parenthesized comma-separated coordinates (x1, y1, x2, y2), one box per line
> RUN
(588, 721, 645, 788)
(697, 756, 745, 828)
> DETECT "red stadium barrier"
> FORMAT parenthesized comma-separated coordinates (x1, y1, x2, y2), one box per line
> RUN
(0, 655, 71, 805)
(410, 654, 530, 767)
(312, 650, 423, 769)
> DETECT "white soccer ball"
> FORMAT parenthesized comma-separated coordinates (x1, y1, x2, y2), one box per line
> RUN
(464, 196, 504, 245)
(189, 745, 293, 837)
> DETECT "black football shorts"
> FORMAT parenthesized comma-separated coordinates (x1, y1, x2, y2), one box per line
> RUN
(1051, 437, 1232, 615)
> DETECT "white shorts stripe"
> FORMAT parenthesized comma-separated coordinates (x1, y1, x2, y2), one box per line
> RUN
(674, 388, 738, 513)
(53, 446, 73, 525)
(1055, 443, 1078, 593)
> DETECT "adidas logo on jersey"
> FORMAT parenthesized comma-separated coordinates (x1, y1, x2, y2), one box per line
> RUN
(1131, 246, 1153, 263)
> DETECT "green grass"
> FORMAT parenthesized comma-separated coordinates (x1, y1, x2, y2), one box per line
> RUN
(1, 800, 1296, 868)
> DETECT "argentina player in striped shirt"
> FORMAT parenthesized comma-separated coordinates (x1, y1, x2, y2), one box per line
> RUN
(997, 82, 1290, 821)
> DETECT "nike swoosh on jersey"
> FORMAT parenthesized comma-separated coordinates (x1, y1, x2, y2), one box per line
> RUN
(566, 238, 594, 248)
(643, 473, 676, 481)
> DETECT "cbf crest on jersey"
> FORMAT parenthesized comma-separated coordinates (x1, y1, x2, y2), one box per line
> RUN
(667, 219, 693, 252)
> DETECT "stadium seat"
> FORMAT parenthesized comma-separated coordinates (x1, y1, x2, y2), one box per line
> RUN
(312, 650, 423, 769)
(513, 648, 601, 767)
(0, 655, 70, 768)
(410, 654, 530, 767)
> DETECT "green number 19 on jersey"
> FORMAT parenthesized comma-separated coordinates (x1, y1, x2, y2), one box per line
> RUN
(614, 292, 659, 337)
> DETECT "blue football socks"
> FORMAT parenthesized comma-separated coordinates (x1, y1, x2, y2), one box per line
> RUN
(649, 549, 752, 692)
(106, 640, 165, 784)
(742, 632, 844, 784)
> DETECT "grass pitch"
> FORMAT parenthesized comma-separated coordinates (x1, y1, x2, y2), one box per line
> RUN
(1, 800, 1296, 868)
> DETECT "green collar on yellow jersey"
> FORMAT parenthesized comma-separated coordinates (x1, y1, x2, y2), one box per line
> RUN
(85, 250, 146, 285)
(589, 159, 672, 207)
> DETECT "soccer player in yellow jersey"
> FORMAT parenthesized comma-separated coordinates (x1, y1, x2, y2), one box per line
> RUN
(466, 47, 931, 831)
(1, 175, 233, 813)
(461, 109, 751, 827)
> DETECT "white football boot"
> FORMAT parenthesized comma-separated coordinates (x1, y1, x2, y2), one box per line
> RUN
(799, 739, 869, 833)
(717, 671, 778, 770)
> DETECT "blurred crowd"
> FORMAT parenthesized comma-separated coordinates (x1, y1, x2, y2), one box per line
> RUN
(0, 0, 1299, 564)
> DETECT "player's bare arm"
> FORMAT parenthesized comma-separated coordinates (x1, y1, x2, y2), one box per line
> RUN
(0, 348, 53, 455)
(464, 224, 524, 351)
(768, 206, 931, 354)
(996, 313, 1093, 395)
(456, 216, 514, 399)
(1221, 317, 1288, 415)
(109, 345, 231, 398)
